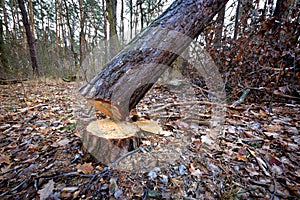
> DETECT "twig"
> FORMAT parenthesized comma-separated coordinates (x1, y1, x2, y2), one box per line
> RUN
(0, 179, 28, 197)
(109, 148, 141, 168)
(39, 171, 93, 180)
(251, 87, 300, 100)
(0, 79, 27, 85)
(270, 178, 277, 200)
(230, 89, 250, 108)
(149, 101, 232, 114)
(17, 104, 48, 114)
(79, 167, 110, 195)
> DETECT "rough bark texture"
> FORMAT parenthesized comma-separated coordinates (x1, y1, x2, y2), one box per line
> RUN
(0, 19, 9, 79)
(80, 0, 228, 120)
(18, 0, 39, 76)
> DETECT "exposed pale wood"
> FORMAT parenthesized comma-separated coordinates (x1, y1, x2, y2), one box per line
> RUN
(81, 119, 166, 165)
(82, 119, 141, 164)
(92, 99, 122, 120)
(133, 120, 162, 135)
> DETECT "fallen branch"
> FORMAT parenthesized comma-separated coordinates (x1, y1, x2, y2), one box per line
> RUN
(0, 79, 28, 85)
(149, 101, 243, 114)
(251, 87, 300, 100)
(109, 148, 141, 168)
(79, 167, 110, 195)
(18, 104, 48, 114)
(230, 89, 250, 108)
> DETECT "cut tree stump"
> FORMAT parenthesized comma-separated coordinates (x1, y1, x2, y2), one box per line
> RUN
(82, 119, 141, 164)
(81, 119, 162, 164)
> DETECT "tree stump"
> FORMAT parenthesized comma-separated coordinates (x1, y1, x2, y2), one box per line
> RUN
(82, 119, 141, 164)
(81, 119, 162, 164)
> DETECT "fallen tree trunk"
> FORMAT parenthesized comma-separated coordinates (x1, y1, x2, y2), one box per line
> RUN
(80, 0, 228, 120)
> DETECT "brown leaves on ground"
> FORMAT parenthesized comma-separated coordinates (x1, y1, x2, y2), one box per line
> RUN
(0, 80, 299, 199)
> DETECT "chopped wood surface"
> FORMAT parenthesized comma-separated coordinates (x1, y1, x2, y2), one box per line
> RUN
(83, 119, 141, 164)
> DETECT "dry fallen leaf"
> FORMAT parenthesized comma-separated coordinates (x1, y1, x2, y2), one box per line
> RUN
(38, 179, 55, 200)
(57, 138, 71, 146)
(248, 148, 271, 177)
(76, 162, 94, 174)
(0, 155, 10, 165)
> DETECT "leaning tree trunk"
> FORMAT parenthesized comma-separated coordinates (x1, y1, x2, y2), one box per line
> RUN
(80, 0, 228, 165)
(80, 0, 228, 121)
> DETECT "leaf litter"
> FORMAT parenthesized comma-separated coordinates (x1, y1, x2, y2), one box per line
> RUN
(0, 80, 299, 199)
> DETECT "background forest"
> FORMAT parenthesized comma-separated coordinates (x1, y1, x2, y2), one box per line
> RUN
(0, 0, 300, 199)
(0, 0, 299, 102)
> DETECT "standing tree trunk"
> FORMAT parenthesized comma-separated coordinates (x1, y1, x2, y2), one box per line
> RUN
(129, 0, 133, 39)
(102, 0, 108, 63)
(63, 0, 79, 74)
(233, 0, 241, 40)
(79, 0, 86, 66)
(55, 0, 59, 56)
(10, 0, 17, 40)
(28, 0, 35, 38)
(105, 0, 119, 58)
(1, 0, 10, 40)
(18, 0, 39, 76)
(213, 5, 225, 49)
(80, 0, 229, 120)
(120, 0, 124, 44)
(138, 0, 144, 29)
(0, 19, 9, 79)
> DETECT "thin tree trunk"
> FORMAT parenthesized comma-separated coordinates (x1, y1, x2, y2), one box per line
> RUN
(129, 0, 133, 39)
(55, 0, 59, 55)
(120, 0, 124, 44)
(213, 5, 225, 49)
(106, 0, 120, 58)
(233, 0, 241, 40)
(1, 0, 10, 40)
(272, 0, 293, 31)
(102, 0, 108, 63)
(10, 0, 17, 40)
(79, 0, 86, 66)
(138, 0, 144, 29)
(18, 5, 27, 50)
(18, 0, 39, 76)
(28, 0, 35, 38)
(80, 0, 229, 120)
(63, 0, 79, 73)
(0, 19, 9, 78)
(39, 3, 45, 41)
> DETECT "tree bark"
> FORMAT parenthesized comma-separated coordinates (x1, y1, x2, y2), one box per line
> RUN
(1, 0, 10, 40)
(0, 19, 9, 79)
(233, 0, 241, 40)
(29, 0, 35, 38)
(129, 0, 133, 39)
(80, 0, 228, 120)
(106, 0, 120, 58)
(79, 0, 86, 66)
(213, 5, 225, 49)
(18, 0, 39, 76)
(63, 0, 79, 73)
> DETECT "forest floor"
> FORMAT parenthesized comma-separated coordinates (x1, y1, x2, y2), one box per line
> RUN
(0, 80, 299, 200)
